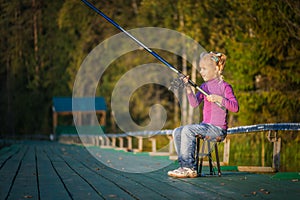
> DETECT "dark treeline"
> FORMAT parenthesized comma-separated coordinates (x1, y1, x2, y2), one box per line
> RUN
(1, 0, 299, 136)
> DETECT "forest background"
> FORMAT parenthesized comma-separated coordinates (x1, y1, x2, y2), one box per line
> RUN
(1, 0, 299, 137)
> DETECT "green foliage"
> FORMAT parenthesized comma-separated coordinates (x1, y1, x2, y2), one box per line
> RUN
(0, 0, 299, 135)
(228, 131, 299, 171)
(0, 0, 70, 135)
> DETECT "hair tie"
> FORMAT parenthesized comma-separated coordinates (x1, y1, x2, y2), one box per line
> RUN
(211, 56, 219, 63)
(210, 52, 222, 64)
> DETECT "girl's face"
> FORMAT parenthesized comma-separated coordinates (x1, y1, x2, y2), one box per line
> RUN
(199, 58, 218, 81)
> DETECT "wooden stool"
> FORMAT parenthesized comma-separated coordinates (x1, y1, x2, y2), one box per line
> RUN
(195, 135, 222, 177)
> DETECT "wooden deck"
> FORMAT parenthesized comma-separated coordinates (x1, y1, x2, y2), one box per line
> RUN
(0, 141, 299, 200)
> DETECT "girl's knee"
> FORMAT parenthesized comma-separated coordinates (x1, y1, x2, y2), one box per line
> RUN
(182, 126, 195, 138)
(172, 127, 182, 138)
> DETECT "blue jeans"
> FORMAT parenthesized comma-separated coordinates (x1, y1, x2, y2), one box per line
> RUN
(172, 123, 227, 169)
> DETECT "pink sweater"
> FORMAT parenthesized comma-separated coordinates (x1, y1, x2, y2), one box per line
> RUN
(187, 78, 239, 130)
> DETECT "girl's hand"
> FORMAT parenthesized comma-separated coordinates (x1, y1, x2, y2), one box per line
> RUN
(181, 75, 193, 94)
(182, 75, 189, 85)
(207, 94, 223, 104)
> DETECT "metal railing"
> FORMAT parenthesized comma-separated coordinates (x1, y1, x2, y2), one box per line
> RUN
(58, 123, 300, 172)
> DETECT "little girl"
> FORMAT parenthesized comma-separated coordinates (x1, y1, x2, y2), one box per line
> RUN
(168, 52, 239, 178)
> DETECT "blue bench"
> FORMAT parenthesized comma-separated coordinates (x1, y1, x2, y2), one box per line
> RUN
(52, 97, 107, 140)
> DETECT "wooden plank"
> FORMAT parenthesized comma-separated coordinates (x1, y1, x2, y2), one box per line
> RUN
(35, 144, 71, 200)
(46, 144, 105, 200)
(238, 166, 275, 172)
(50, 159, 104, 200)
(180, 171, 257, 198)
(144, 165, 235, 199)
(60, 155, 135, 200)
(124, 171, 213, 199)
(0, 144, 20, 168)
(1, 141, 299, 200)
(84, 147, 172, 173)
(213, 172, 299, 198)
(6, 145, 38, 200)
(90, 167, 168, 199)
(79, 145, 300, 200)
(82, 145, 300, 200)
(60, 145, 170, 199)
(66, 145, 233, 199)
(51, 144, 136, 199)
(0, 144, 27, 200)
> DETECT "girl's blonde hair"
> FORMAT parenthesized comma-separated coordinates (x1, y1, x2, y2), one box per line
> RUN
(199, 51, 227, 80)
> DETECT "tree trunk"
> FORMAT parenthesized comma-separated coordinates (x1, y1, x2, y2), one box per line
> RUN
(32, 0, 43, 87)
(181, 48, 187, 125)
(179, 9, 188, 125)
(6, 57, 15, 135)
(187, 44, 198, 124)
(32, 0, 39, 73)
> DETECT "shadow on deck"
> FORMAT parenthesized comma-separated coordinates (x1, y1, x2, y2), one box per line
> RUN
(0, 141, 299, 200)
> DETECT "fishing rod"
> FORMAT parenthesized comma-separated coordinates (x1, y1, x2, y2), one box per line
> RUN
(81, 0, 225, 110)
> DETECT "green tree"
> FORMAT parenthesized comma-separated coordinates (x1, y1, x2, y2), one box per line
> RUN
(1, 0, 298, 136)
(225, 0, 300, 124)
(0, 0, 72, 135)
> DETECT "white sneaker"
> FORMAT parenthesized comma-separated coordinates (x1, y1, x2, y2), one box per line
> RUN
(169, 167, 198, 178)
(167, 167, 184, 177)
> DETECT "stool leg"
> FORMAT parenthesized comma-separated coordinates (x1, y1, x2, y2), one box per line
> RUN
(207, 141, 214, 175)
(199, 140, 206, 176)
(195, 137, 200, 174)
(215, 143, 222, 176)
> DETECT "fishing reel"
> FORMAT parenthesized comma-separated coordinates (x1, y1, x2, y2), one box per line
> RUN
(168, 74, 186, 91)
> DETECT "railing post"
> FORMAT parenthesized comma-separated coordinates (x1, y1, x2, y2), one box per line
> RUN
(126, 136, 132, 150)
(105, 137, 111, 147)
(137, 136, 143, 152)
(111, 137, 116, 147)
(273, 137, 281, 172)
(167, 135, 175, 155)
(52, 111, 58, 140)
(95, 136, 99, 146)
(268, 130, 281, 172)
(99, 136, 104, 146)
(118, 137, 124, 148)
(149, 138, 156, 153)
(223, 138, 230, 165)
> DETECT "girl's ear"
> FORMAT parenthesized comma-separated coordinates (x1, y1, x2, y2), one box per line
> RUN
(215, 65, 220, 72)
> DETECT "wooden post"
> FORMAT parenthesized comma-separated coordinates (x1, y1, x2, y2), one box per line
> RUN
(105, 137, 110, 147)
(273, 137, 281, 172)
(95, 136, 99, 146)
(267, 130, 281, 172)
(137, 136, 143, 152)
(167, 135, 175, 155)
(118, 138, 124, 148)
(261, 132, 265, 167)
(126, 136, 132, 150)
(99, 136, 104, 146)
(98, 111, 106, 126)
(52, 112, 58, 140)
(149, 138, 156, 153)
(223, 138, 230, 165)
(93, 136, 96, 146)
(111, 137, 116, 147)
(74, 112, 82, 126)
